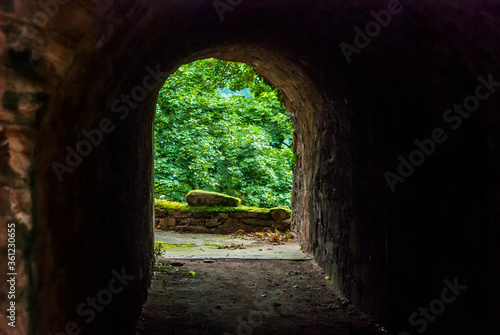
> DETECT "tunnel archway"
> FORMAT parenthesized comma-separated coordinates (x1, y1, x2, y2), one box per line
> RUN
(35, 36, 384, 332)
(32, 13, 389, 334)
(2, 1, 498, 334)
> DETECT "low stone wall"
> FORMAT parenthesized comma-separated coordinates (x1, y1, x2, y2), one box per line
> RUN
(154, 208, 291, 234)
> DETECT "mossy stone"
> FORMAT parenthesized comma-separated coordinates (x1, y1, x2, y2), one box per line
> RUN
(186, 190, 241, 207)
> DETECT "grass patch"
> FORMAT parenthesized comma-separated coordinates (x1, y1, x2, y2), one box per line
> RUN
(154, 241, 198, 251)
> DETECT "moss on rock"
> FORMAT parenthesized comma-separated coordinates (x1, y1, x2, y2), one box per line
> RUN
(186, 190, 242, 207)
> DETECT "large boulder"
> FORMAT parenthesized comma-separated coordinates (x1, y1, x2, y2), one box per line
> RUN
(186, 190, 241, 207)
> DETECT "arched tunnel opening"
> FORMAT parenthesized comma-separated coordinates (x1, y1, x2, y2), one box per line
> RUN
(152, 57, 298, 253)
(1, 1, 499, 335)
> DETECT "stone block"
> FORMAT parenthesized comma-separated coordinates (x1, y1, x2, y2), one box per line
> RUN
(155, 208, 167, 217)
(188, 218, 205, 226)
(167, 217, 176, 227)
(178, 218, 189, 225)
(231, 212, 260, 219)
(205, 218, 221, 228)
(270, 208, 291, 221)
(217, 213, 229, 219)
(257, 212, 273, 220)
(220, 218, 246, 232)
(170, 211, 192, 218)
(192, 212, 212, 218)
(273, 219, 291, 231)
(157, 218, 167, 229)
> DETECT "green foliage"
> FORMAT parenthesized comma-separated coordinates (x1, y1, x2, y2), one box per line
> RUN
(154, 58, 293, 207)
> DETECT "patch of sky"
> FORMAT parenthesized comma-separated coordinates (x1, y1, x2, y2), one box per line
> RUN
(218, 87, 251, 98)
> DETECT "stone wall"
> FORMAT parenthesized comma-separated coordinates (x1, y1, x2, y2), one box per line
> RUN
(155, 208, 291, 234)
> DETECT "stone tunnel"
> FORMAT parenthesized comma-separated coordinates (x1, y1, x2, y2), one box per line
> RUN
(1, 0, 499, 334)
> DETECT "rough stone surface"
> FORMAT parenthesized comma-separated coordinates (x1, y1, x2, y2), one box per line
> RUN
(1, 1, 499, 334)
(231, 212, 261, 219)
(170, 211, 191, 218)
(273, 219, 292, 230)
(166, 217, 175, 227)
(155, 209, 290, 233)
(154, 208, 166, 217)
(270, 208, 291, 221)
(205, 218, 220, 228)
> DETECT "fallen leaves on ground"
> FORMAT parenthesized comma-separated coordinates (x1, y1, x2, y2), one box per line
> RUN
(229, 229, 294, 244)
(218, 243, 246, 250)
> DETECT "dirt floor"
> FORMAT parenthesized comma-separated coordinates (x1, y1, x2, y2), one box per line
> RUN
(137, 232, 384, 335)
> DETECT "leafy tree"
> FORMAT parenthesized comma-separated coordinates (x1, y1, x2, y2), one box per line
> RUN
(154, 59, 293, 207)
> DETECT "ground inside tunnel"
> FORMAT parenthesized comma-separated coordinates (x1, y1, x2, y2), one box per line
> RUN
(137, 230, 384, 335)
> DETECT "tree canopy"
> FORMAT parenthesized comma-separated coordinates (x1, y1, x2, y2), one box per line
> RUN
(154, 58, 294, 207)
